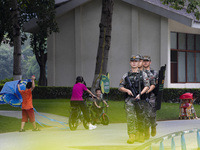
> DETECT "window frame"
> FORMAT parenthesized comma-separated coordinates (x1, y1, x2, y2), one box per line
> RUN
(170, 32, 200, 83)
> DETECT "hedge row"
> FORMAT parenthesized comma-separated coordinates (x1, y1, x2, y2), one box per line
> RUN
(0, 85, 199, 102)
(162, 88, 200, 103)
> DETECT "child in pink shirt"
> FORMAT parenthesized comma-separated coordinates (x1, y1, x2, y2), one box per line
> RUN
(70, 76, 97, 130)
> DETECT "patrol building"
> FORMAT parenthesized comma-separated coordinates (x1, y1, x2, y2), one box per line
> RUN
(24, 0, 200, 89)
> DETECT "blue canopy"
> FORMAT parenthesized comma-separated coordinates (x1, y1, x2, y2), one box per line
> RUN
(0, 79, 31, 107)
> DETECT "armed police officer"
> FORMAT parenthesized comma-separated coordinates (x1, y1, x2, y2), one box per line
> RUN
(119, 55, 150, 144)
(137, 55, 152, 140)
(143, 56, 158, 137)
(138, 55, 144, 71)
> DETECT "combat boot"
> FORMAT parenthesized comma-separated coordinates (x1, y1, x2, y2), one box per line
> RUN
(151, 126, 156, 137)
(145, 127, 150, 140)
(135, 131, 140, 142)
(127, 134, 135, 144)
(138, 132, 145, 143)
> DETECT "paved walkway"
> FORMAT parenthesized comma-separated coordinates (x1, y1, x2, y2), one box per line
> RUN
(0, 111, 200, 150)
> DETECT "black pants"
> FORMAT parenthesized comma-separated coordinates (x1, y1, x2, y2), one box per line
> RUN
(70, 101, 90, 122)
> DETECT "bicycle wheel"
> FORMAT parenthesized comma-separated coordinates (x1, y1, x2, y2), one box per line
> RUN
(83, 119, 89, 129)
(69, 112, 78, 130)
(101, 114, 109, 125)
(90, 111, 96, 125)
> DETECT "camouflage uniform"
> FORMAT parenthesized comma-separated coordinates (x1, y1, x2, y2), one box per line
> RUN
(119, 69, 150, 135)
(149, 68, 158, 127)
(144, 69, 155, 127)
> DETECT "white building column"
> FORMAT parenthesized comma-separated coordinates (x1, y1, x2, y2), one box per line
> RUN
(160, 17, 169, 88)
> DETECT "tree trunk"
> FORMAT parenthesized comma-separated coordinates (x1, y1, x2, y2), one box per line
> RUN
(91, 0, 114, 92)
(35, 51, 47, 86)
(12, 0, 22, 80)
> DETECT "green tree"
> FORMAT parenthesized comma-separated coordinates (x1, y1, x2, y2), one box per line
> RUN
(21, 35, 39, 80)
(26, 0, 58, 86)
(0, 36, 39, 81)
(0, 0, 58, 85)
(161, 0, 200, 19)
(0, 44, 13, 80)
(91, 0, 114, 92)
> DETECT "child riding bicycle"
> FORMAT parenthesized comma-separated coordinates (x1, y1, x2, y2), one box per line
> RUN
(92, 88, 109, 123)
(70, 76, 97, 130)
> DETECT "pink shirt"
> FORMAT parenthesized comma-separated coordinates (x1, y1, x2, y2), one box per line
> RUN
(71, 83, 88, 101)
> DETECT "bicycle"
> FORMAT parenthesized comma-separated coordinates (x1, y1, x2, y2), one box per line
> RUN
(91, 104, 109, 125)
(68, 106, 89, 131)
(68, 99, 94, 131)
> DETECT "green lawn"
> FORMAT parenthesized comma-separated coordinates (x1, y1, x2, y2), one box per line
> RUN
(0, 115, 34, 133)
(1, 99, 200, 133)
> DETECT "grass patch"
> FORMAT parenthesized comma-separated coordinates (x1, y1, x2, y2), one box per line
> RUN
(0, 115, 34, 133)
(1, 99, 200, 124)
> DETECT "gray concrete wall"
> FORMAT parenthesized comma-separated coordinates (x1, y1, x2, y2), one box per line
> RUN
(47, 0, 101, 87)
(48, 0, 200, 89)
(47, 0, 167, 87)
(47, 11, 76, 86)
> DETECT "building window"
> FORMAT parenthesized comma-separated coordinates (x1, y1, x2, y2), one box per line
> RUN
(170, 32, 200, 83)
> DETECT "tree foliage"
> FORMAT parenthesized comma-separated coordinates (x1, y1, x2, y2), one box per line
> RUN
(161, 0, 200, 20)
(0, 0, 58, 85)
(0, 35, 39, 81)
(27, 0, 58, 86)
(0, 44, 13, 80)
(20, 0, 59, 86)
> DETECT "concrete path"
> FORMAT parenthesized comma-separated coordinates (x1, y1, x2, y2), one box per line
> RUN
(0, 111, 200, 150)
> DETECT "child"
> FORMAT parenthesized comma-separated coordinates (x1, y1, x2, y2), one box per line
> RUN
(181, 99, 191, 116)
(92, 88, 109, 121)
(17, 75, 40, 132)
(71, 76, 97, 130)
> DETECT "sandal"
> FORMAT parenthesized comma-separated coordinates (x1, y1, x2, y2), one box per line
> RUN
(19, 129, 25, 132)
(32, 128, 40, 131)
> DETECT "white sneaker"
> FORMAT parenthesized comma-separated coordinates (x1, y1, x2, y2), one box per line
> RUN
(89, 124, 97, 130)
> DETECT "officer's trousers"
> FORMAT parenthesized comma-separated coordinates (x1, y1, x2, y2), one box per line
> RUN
(125, 97, 148, 135)
(149, 93, 157, 127)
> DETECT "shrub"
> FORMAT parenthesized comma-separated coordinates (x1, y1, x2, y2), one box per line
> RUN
(32, 86, 72, 99)
(0, 84, 199, 102)
(0, 78, 13, 84)
(163, 88, 200, 103)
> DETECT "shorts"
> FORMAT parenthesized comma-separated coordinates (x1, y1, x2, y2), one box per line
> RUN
(22, 108, 35, 123)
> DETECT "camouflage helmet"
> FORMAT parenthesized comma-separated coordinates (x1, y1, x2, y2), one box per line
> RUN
(143, 56, 151, 61)
(130, 55, 140, 61)
(136, 54, 144, 60)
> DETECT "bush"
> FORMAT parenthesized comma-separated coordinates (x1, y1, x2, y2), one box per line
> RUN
(32, 86, 72, 99)
(162, 88, 200, 103)
(0, 84, 199, 102)
(32, 87, 200, 101)
(0, 78, 13, 84)
(107, 88, 124, 101)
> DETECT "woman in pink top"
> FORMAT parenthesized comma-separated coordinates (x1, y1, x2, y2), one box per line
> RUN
(70, 76, 97, 130)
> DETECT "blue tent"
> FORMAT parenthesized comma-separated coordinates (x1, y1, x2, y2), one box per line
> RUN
(0, 79, 31, 107)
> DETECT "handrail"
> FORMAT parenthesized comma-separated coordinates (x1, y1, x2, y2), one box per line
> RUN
(134, 128, 200, 150)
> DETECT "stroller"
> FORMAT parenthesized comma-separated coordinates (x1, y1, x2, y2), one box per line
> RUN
(179, 93, 194, 120)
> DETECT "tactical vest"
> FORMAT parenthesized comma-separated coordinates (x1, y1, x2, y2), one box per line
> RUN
(127, 71, 146, 100)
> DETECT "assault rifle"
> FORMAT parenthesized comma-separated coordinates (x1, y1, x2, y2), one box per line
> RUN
(125, 76, 137, 98)
(125, 76, 152, 109)
(125, 76, 152, 107)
